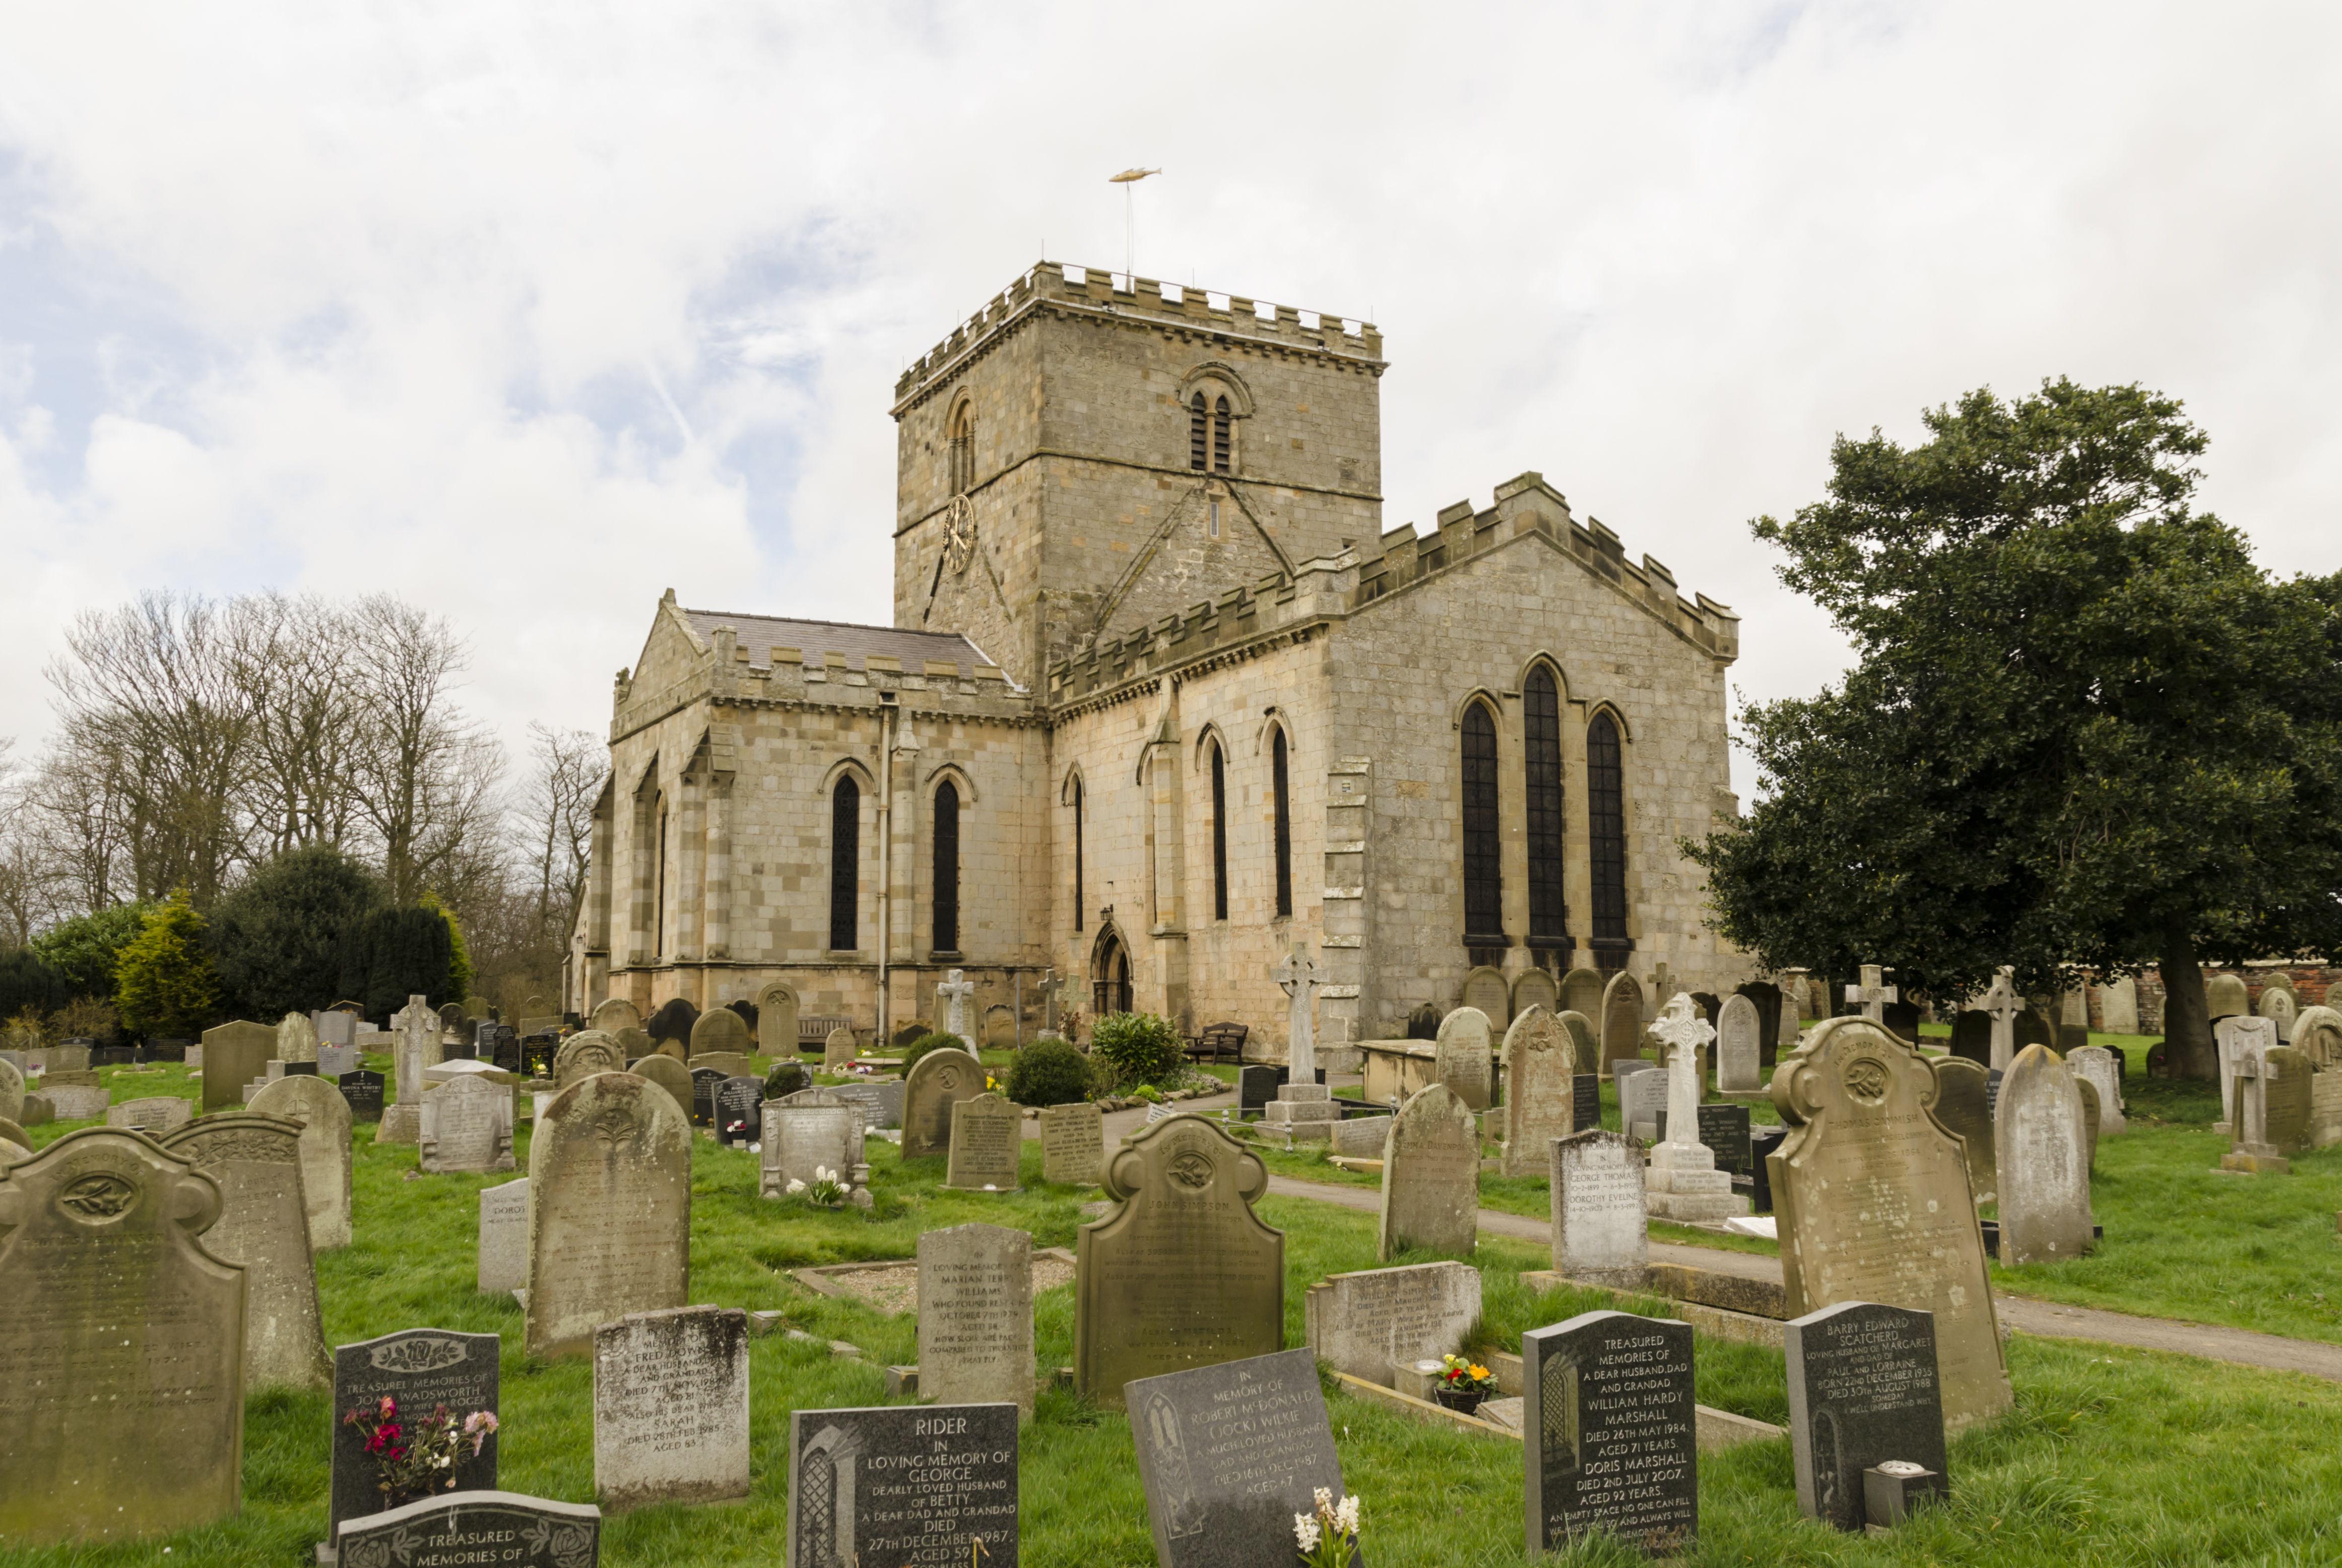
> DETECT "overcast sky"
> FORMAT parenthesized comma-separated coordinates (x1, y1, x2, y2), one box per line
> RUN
(3, 3, 2336, 801)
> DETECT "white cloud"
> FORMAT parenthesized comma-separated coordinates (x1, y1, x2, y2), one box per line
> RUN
(1, 1, 2336, 790)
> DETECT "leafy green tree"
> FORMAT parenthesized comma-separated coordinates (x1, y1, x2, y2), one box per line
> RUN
(115, 890, 223, 1037)
(0, 948, 69, 1023)
(337, 904, 454, 1020)
(208, 846, 385, 1021)
(30, 903, 154, 1000)
(1686, 379, 2342, 1078)
(420, 891, 472, 1003)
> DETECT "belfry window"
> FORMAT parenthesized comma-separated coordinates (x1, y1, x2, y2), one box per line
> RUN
(1189, 394, 1208, 472)
(948, 402, 974, 495)
(1461, 703, 1503, 942)
(1213, 395, 1231, 473)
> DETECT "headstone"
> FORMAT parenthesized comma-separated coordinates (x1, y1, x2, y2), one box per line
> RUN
(1128, 1348, 1345, 1568)
(1715, 993, 1762, 1092)
(1432, 1005, 1494, 1112)
(1948, 1010, 1991, 1066)
(1769, 1017, 2010, 1427)
(200, 1019, 276, 1113)
(1927, 1056, 1996, 1204)
(935, 968, 979, 1042)
(787, 1402, 1017, 1568)
(314, 1009, 359, 1049)
(830, 1077, 903, 1132)
(751, 981, 799, 1055)
(688, 1005, 754, 1059)
(384, 995, 443, 1144)
(1749, 1125, 1786, 1212)
(823, 1026, 858, 1070)
(329, 1328, 500, 1540)
(159, 1113, 331, 1391)
(552, 1029, 626, 1089)
(1238, 1064, 1284, 1117)
(2099, 975, 2140, 1033)
(1461, 963, 1511, 1028)
(337, 1492, 595, 1568)
(594, 1305, 751, 1511)
(18, 1093, 52, 1125)
(1618, 1064, 1668, 1141)
(47, 1042, 90, 1072)
(592, 996, 643, 1034)
(2215, 1015, 2278, 1131)
(2065, 1046, 2125, 1136)
(2206, 971, 2249, 1020)
(1377, 1082, 1478, 1260)
(0, 1128, 244, 1544)
(1881, 1000, 1921, 1044)
(0, 1055, 20, 1123)
(686, 1065, 724, 1127)
(1843, 963, 1899, 1025)
(2266, 1045, 2314, 1154)
(1981, 968, 2023, 1072)
(2221, 1022, 2290, 1173)
(946, 1093, 1023, 1191)
(1550, 1129, 1647, 1283)
(2290, 1005, 2342, 1070)
(1303, 1259, 1481, 1385)
(1697, 1103, 1752, 1174)
(438, 1000, 467, 1034)
(1524, 1311, 1698, 1556)
(760, 1087, 871, 1206)
(917, 1222, 1035, 1418)
(1039, 1100, 1105, 1184)
(248, 1074, 354, 1251)
(1736, 979, 1785, 1066)
(338, 1069, 384, 1123)
(1273, 942, 1322, 1079)
(2076, 1077, 2101, 1168)
(1075, 1116, 1281, 1407)
(525, 1072, 692, 1358)
(716, 1075, 762, 1146)
(420, 1074, 518, 1174)
(1500, 1006, 1576, 1175)
(106, 1095, 193, 1135)
(277, 1011, 319, 1064)
(901, 1046, 987, 1159)
(982, 1004, 1017, 1051)
(1785, 1301, 1947, 1532)
(1572, 1073, 1600, 1132)
(2258, 981, 2300, 1041)
(478, 1177, 529, 1293)
(1512, 965, 1560, 1019)
(316, 1043, 358, 1080)
(631, 1051, 694, 1118)
(1598, 970, 1646, 1073)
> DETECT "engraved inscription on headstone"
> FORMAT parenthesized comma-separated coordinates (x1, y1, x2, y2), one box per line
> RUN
(595, 1305, 751, 1511)
(787, 1403, 1018, 1568)
(1786, 1301, 1947, 1532)
(330, 1328, 500, 1540)
(1303, 1260, 1481, 1385)
(946, 1093, 1023, 1191)
(248, 1074, 354, 1252)
(1038, 1100, 1104, 1185)
(1501, 1006, 1576, 1177)
(420, 1074, 517, 1175)
(1128, 1348, 1347, 1568)
(716, 1076, 763, 1147)
(1524, 1311, 1697, 1556)
(336, 1491, 596, 1568)
(526, 1073, 692, 1358)
(918, 1223, 1035, 1418)
(901, 1047, 987, 1160)
(478, 1177, 529, 1294)
(1550, 1129, 1648, 1284)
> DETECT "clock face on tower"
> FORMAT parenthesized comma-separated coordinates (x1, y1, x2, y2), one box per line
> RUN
(942, 495, 976, 574)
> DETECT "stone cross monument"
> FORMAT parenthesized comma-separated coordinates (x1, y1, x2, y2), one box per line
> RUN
(1273, 942, 1321, 1081)
(380, 994, 442, 1145)
(2220, 1026, 2289, 1175)
(935, 969, 977, 1043)
(1981, 967, 2024, 1071)
(1844, 964, 1898, 1024)
(1643, 994, 1745, 1220)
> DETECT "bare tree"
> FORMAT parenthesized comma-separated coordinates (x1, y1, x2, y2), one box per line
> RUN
(25, 729, 139, 915)
(519, 724, 605, 950)
(237, 593, 367, 857)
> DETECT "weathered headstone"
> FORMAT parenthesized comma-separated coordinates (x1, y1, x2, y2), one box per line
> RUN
(1560, 966, 1605, 1024)
(277, 1011, 319, 1064)
(1927, 1056, 1996, 1204)
(2220, 1022, 2291, 1173)
(1645, 994, 1744, 1220)
(2258, 980, 2300, 1038)
(1431, 1006, 1493, 1113)
(1273, 942, 1322, 1079)
(1128, 1348, 1344, 1568)
(160, 1113, 331, 1391)
(918, 1222, 1035, 1417)
(591, 996, 643, 1034)
(329, 1328, 500, 1540)
(787, 1403, 1017, 1567)
(902, 1046, 987, 1160)
(1618, 1062, 1669, 1141)
(552, 1029, 626, 1090)
(2099, 974, 2140, 1033)
(1715, 993, 1762, 1092)
(1524, 1310, 1698, 1556)
(2291, 1004, 2342, 1070)
(2266, 1044, 2314, 1155)
(1769, 1017, 2010, 1427)
(752, 981, 799, 1055)
(248, 1074, 354, 1251)
(2065, 1045, 2125, 1136)
(419, 1074, 517, 1175)
(1550, 1128, 1647, 1284)
(2205, 971, 2250, 1020)
(1513, 965, 1560, 1019)
(2215, 1014, 2278, 1132)
(935, 968, 979, 1042)
(106, 1094, 193, 1135)
(316, 1043, 358, 1080)
(1736, 979, 1785, 1065)
(1981, 968, 2023, 1072)
(1500, 1006, 1576, 1175)
(631, 1051, 695, 1119)
(1785, 1301, 1947, 1532)
(200, 1019, 276, 1113)
(525, 1072, 692, 1358)
(1075, 1116, 1281, 1408)
(338, 1068, 384, 1122)
(946, 1092, 1023, 1191)
(337, 1492, 595, 1568)
(1947, 1010, 1992, 1066)
(0, 1128, 245, 1543)
(315, 1009, 359, 1048)
(376, 995, 443, 1144)
(1598, 970, 1646, 1073)
(1461, 963, 1511, 1028)
(478, 1177, 529, 1293)
(595, 1305, 751, 1511)
(0, 1055, 21, 1123)
(688, 1005, 754, 1060)
(823, 1026, 858, 1071)
(1377, 1082, 1477, 1259)
(1039, 1100, 1104, 1184)
(1303, 1259, 1481, 1385)
(760, 1087, 871, 1207)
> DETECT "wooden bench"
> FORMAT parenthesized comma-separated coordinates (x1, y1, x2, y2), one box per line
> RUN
(798, 1017, 855, 1052)
(1185, 1022, 1249, 1066)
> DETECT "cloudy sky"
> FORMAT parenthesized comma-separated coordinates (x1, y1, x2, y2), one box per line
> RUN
(3, 3, 2336, 797)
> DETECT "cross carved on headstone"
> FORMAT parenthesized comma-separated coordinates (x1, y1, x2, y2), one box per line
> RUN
(1273, 942, 1321, 1081)
(1844, 964, 1898, 1024)
(1981, 967, 2023, 1071)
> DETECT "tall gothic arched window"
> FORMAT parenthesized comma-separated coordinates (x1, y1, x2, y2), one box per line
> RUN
(1461, 702, 1503, 942)
(829, 776, 860, 952)
(1588, 711, 1629, 950)
(933, 780, 960, 953)
(1272, 728, 1293, 919)
(1525, 666, 1568, 945)
(1210, 742, 1229, 921)
(1072, 778, 1085, 932)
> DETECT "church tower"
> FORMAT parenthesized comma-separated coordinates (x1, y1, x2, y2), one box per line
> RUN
(891, 262, 1386, 687)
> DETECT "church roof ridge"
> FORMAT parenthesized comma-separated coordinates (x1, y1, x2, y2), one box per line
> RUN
(679, 606, 996, 679)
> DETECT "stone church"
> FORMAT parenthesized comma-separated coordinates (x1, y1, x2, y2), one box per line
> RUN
(569, 260, 1747, 1052)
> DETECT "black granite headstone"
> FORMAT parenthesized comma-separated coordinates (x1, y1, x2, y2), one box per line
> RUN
(443, 1036, 476, 1062)
(1784, 1301, 1947, 1532)
(338, 1491, 594, 1567)
(717, 1076, 762, 1147)
(1735, 981, 1784, 1066)
(88, 1044, 136, 1067)
(283, 1060, 318, 1077)
(1948, 1010, 1991, 1066)
(691, 1067, 725, 1127)
(1985, 1069, 2004, 1120)
(1697, 1103, 1752, 1174)
(330, 1328, 500, 1541)
(1524, 1310, 1698, 1555)
(1238, 1065, 1286, 1118)
(1749, 1126, 1787, 1214)
(786, 1402, 1016, 1567)
(2014, 1011, 2055, 1053)
(338, 1069, 385, 1122)
(1126, 1348, 1346, 1568)
(1573, 1074, 1601, 1133)
(1880, 1001, 1921, 1044)
(144, 1037, 193, 1062)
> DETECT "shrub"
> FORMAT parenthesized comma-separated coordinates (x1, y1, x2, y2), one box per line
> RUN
(890, 1018, 932, 1049)
(645, 998, 699, 1046)
(50, 996, 122, 1044)
(763, 1060, 809, 1099)
(0, 948, 68, 1024)
(1091, 1011, 1183, 1086)
(116, 890, 222, 1037)
(1005, 1037, 1091, 1107)
(727, 998, 758, 1030)
(420, 891, 472, 1004)
(30, 903, 153, 1000)
(211, 845, 385, 1020)
(900, 1031, 967, 1075)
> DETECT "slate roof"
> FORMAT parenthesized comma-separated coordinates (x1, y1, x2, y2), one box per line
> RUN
(680, 609, 1000, 680)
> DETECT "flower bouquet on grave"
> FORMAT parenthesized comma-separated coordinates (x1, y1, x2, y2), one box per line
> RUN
(1294, 1488, 1362, 1568)
(341, 1396, 498, 1510)
(786, 1165, 849, 1208)
(1431, 1354, 1496, 1415)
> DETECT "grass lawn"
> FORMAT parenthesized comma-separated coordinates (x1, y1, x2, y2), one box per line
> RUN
(7, 1052, 2342, 1565)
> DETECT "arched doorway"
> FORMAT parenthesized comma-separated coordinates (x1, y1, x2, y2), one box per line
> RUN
(1091, 926, 1133, 1018)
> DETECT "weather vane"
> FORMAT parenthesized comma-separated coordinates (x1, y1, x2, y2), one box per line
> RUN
(1109, 167, 1160, 284)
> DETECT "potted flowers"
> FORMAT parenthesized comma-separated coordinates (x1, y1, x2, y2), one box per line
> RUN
(1293, 1487, 1362, 1567)
(785, 1165, 849, 1208)
(1432, 1354, 1497, 1416)
(339, 1396, 499, 1511)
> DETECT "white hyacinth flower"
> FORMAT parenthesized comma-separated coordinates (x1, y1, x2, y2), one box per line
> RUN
(1334, 1495, 1361, 1536)
(1293, 1514, 1320, 1552)
(786, 1178, 806, 1194)
(1314, 1487, 1332, 1511)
